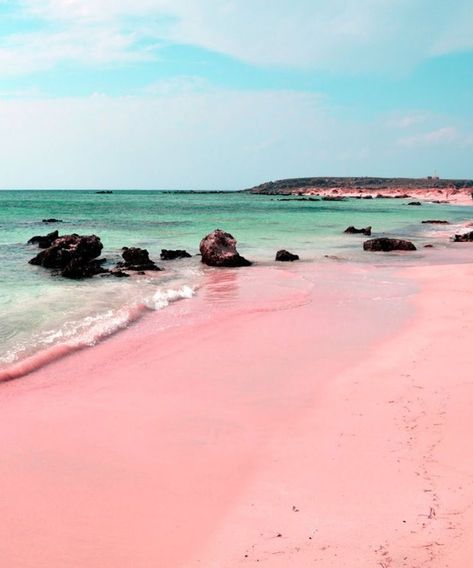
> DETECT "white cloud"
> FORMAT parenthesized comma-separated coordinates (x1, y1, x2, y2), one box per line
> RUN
(0, 0, 469, 75)
(0, 84, 471, 189)
(398, 127, 459, 147)
(387, 113, 428, 129)
(0, 27, 150, 75)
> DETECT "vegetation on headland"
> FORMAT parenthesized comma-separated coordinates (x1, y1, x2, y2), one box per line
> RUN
(246, 176, 473, 194)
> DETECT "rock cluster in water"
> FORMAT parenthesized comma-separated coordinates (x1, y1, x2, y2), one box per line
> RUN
(200, 229, 252, 267)
(453, 231, 473, 242)
(363, 238, 417, 252)
(29, 234, 106, 278)
(117, 247, 161, 271)
(28, 230, 59, 249)
(160, 249, 192, 260)
(344, 226, 372, 236)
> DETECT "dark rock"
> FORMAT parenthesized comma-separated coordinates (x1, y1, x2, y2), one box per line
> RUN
(28, 230, 59, 249)
(421, 220, 450, 224)
(61, 258, 108, 279)
(200, 229, 252, 267)
(29, 234, 103, 268)
(424, 244, 434, 248)
(96, 190, 113, 194)
(275, 250, 299, 262)
(344, 225, 372, 236)
(362, 195, 373, 199)
(363, 237, 417, 252)
(324, 255, 346, 261)
(42, 218, 63, 223)
(322, 196, 345, 201)
(117, 247, 161, 271)
(160, 249, 192, 260)
(29, 234, 105, 279)
(453, 231, 473, 242)
(107, 269, 130, 278)
(279, 197, 320, 202)
(408, 201, 422, 206)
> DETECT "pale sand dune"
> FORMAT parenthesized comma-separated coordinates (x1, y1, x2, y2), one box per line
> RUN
(0, 262, 472, 566)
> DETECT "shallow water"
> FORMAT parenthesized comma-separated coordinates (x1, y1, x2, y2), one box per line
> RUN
(1, 189, 472, 370)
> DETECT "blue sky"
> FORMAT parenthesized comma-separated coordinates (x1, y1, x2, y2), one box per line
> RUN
(0, 0, 472, 189)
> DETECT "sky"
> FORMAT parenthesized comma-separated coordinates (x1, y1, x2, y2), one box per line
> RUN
(0, 0, 472, 190)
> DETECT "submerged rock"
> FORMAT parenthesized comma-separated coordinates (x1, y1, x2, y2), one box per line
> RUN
(61, 258, 107, 279)
(117, 247, 161, 271)
(200, 229, 252, 267)
(421, 220, 450, 224)
(408, 201, 422, 206)
(28, 230, 59, 249)
(275, 250, 299, 262)
(344, 225, 372, 236)
(106, 269, 130, 278)
(42, 218, 63, 223)
(160, 249, 192, 260)
(29, 234, 106, 279)
(363, 237, 417, 252)
(453, 231, 473, 242)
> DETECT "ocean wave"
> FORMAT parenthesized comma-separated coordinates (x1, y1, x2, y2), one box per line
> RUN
(0, 285, 196, 382)
(146, 285, 195, 310)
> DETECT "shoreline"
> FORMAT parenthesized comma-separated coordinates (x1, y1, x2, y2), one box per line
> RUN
(1, 245, 473, 565)
(262, 187, 473, 205)
(0, 260, 413, 567)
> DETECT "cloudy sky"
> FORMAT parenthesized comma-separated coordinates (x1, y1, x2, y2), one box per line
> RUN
(0, 0, 472, 189)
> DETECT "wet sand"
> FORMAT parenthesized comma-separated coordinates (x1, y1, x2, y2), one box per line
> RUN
(0, 261, 472, 566)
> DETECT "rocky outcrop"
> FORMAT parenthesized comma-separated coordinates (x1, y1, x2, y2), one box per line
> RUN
(61, 258, 107, 279)
(42, 218, 63, 223)
(421, 220, 450, 224)
(408, 201, 422, 206)
(117, 247, 161, 271)
(453, 231, 473, 242)
(160, 249, 192, 260)
(199, 229, 252, 267)
(363, 237, 417, 252)
(322, 196, 345, 201)
(344, 226, 372, 236)
(247, 177, 473, 194)
(28, 230, 59, 249)
(29, 234, 106, 279)
(275, 250, 299, 262)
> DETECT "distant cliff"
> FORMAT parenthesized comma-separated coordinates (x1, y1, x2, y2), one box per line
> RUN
(246, 177, 473, 194)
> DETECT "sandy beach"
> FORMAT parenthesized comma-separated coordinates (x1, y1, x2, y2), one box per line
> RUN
(0, 255, 472, 567)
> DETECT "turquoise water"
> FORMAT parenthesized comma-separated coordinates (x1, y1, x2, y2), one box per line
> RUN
(1, 190, 472, 370)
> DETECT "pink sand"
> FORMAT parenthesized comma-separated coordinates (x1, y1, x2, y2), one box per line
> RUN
(303, 186, 473, 205)
(0, 262, 472, 566)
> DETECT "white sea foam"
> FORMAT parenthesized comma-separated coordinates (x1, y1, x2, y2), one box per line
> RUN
(0, 285, 196, 375)
(146, 285, 195, 310)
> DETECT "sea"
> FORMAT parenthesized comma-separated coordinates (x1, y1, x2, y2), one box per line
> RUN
(1, 189, 472, 373)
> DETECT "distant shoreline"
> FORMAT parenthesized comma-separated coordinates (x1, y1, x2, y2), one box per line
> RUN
(246, 176, 473, 194)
